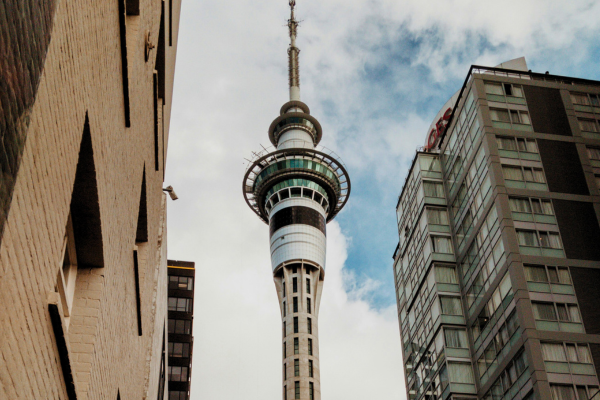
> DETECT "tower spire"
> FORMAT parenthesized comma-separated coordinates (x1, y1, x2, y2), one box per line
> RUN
(287, 0, 300, 101)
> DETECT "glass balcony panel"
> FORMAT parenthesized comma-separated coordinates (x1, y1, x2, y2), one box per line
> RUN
(520, 152, 541, 161)
(492, 121, 512, 130)
(533, 214, 557, 224)
(541, 248, 565, 258)
(559, 322, 584, 333)
(525, 182, 549, 191)
(527, 282, 551, 293)
(550, 284, 574, 295)
(514, 124, 534, 132)
(507, 97, 527, 105)
(544, 361, 570, 374)
(536, 320, 560, 331)
(505, 180, 527, 189)
(570, 363, 596, 375)
(499, 150, 519, 159)
(512, 212, 534, 222)
(487, 94, 506, 102)
(574, 104, 593, 113)
(519, 246, 542, 256)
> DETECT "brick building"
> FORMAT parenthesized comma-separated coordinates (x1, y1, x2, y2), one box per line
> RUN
(394, 58, 600, 400)
(0, 0, 182, 398)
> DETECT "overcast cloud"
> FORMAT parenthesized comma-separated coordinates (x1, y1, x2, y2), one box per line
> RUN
(164, 0, 600, 398)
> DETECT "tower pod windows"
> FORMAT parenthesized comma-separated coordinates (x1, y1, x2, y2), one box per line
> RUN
(302, 188, 313, 199)
(290, 188, 301, 197)
(280, 189, 290, 200)
(314, 192, 322, 204)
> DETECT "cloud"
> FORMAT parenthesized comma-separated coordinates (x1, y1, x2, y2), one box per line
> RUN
(165, 0, 600, 397)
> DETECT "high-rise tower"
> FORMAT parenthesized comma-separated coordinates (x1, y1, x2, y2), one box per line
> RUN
(242, 2, 350, 399)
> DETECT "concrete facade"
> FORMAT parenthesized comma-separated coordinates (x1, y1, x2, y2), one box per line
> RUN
(0, 0, 182, 398)
(394, 62, 600, 400)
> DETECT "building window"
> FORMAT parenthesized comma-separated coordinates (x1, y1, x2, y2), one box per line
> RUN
(427, 208, 449, 226)
(447, 362, 475, 384)
(490, 108, 531, 127)
(168, 391, 188, 400)
(571, 92, 600, 107)
(168, 319, 192, 335)
(435, 265, 458, 284)
(309, 382, 314, 400)
(524, 265, 571, 284)
(293, 297, 298, 313)
(502, 165, 546, 184)
(587, 147, 600, 161)
(294, 337, 299, 354)
(440, 296, 462, 316)
(294, 317, 298, 333)
(481, 350, 529, 396)
(168, 297, 193, 312)
(284, 342, 286, 358)
(431, 236, 453, 254)
(444, 329, 468, 348)
(293, 277, 298, 293)
(294, 359, 300, 376)
(307, 298, 311, 314)
(485, 82, 524, 98)
(578, 118, 600, 133)
(295, 381, 300, 399)
(423, 181, 445, 198)
(532, 302, 582, 325)
(309, 360, 313, 377)
(168, 366, 188, 382)
(306, 278, 310, 294)
(293, 266, 297, 274)
(308, 338, 313, 355)
(168, 276, 193, 290)
(497, 136, 539, 161)
(284, 363, 287, 380)
(283, 281, 286, 297)
(283, 301, 286, 317)
(284, 385, 287, 400)
(168, 342, 190, 358)
(284, 321, 287, 337)
(516, 230, 563, 255)
(307, 318, 312, 334)
(542, 342, 593, 364)
(509, 197, 553, 216)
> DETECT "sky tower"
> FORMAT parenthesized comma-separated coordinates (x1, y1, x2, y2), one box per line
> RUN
(242, 1, 351, 399)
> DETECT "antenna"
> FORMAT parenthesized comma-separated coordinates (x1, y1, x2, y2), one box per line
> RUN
(287, 0, 300, 101)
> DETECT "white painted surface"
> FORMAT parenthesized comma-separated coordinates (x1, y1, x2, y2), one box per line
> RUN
(277, 128, 314, 150)
(270, 224, 326, 271)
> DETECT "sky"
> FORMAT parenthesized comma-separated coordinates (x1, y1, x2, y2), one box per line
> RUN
(164, 0, 600, 398)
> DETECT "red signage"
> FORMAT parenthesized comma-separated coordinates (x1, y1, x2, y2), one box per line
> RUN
(424, 108, 453, 150)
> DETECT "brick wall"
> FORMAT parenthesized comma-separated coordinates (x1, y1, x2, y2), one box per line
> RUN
(0, 0, 181, 398)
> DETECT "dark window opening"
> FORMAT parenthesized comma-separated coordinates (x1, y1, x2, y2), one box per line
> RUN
(133, 249, 142, 335)
(294, 337, 299, 354)
(294, 317, 298, 333)
(136, 168, 148, 242)
(308, 318, 312, 334)
(306, 278, 310, 294)
(293, 277, 297, 293)
(293, 297, 298, 313)
(117, 0, 130, 127)
(70, 114, 104, 268)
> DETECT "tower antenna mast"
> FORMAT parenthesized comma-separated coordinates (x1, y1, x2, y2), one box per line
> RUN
(287, 0, 301, 101)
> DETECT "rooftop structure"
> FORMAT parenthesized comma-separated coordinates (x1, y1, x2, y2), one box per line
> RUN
(393, 58, 600, 400)
(242, 2, 351, 399)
